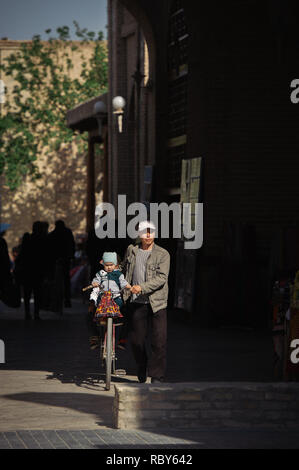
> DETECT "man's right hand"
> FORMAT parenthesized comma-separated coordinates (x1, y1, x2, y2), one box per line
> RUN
(131, 285, 142, 295)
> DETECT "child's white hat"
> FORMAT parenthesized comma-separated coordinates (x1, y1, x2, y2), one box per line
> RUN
(102, 252, 117, 265)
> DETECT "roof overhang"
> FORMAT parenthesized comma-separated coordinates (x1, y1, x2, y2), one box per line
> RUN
(66, 93, 107, 134)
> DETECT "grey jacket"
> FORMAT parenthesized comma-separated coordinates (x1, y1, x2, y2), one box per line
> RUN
(89, 269, 129, 305)
(121, 242, 170, 313)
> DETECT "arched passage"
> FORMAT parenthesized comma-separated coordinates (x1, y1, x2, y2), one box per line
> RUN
(117, 0, 156, 82)
(107, 0, 157, 205)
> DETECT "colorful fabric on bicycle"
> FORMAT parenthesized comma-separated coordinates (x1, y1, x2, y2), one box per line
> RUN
(94, 290, 123, 319)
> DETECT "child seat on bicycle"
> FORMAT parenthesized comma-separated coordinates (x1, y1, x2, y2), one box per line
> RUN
(88, 252, 131, 349)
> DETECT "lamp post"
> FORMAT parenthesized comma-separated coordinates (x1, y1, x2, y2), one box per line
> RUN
(85, 100, 107, 232)
(93, 99, 109, 206)
(112, 96, 126, 133)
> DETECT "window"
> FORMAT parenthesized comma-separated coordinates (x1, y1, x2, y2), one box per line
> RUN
(167, 0, 188, 190)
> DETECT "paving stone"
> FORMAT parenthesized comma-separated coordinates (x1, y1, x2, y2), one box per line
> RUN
(15, 431, 41, 449)
(81, 430, 109, 447)
(3, 432, 26, 449)
(112, 430, 142, 445)
(0, 429, 298, 449)
(29, 430, 55, 449)
(42, 431, 71, 449)
(94, 429, 130, 447)
(0, 432, 12, 449)
(65, 430, 96, 448)
(55, 430, 85, 449)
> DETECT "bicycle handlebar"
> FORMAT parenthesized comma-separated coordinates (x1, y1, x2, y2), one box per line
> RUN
(82, 284, 94, 292)
(82, 284, 132, 295)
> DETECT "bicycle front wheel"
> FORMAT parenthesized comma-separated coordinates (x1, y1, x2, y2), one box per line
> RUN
(105, 317, 113, 390)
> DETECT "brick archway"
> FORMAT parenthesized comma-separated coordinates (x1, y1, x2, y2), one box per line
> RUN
(117, 0, 156, 82)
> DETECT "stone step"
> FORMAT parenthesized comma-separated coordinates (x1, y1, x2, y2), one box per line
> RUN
(113, 382, 299, 429)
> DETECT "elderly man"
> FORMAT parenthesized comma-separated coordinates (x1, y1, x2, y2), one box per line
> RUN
(122, 221, 170, 383)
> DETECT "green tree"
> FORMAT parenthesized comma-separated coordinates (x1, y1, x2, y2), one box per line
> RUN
(0, 22, 108, 190)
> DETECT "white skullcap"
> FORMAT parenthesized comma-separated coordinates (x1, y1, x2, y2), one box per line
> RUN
(138, 221, 156, 233)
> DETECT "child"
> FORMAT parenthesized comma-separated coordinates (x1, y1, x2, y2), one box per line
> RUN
(87, 252, 131, 350)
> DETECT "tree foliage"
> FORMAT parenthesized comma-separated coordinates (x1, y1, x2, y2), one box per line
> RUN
(0, 22, 108, 189)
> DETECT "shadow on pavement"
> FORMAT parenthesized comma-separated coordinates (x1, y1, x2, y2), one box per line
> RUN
(0, 298, 276, 383)
(45, 371, 137, 389)
(2, 392, 114, 428)
(0, 299, 138, 382)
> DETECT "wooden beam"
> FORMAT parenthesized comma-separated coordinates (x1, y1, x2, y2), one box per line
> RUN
(86, 136, 95, 233)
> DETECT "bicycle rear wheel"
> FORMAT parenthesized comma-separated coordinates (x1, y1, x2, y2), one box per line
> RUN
(105, 317, 113, 390)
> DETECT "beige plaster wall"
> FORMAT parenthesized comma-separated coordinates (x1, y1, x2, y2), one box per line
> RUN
(0, 40, 105, 251)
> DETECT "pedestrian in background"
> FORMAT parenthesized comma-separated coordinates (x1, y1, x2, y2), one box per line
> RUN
(0, 225, 12, 302)
(18, 222, 47, 320)
(48, 220, 75, 308)
(0, 224, 21, 309)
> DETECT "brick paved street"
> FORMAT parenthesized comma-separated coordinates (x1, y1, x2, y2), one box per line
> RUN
(1, 429, 299, 449)
(1, 298, 298, 449)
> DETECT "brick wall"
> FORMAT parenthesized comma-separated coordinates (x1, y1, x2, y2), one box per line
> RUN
(113, 382, 299, 429)
(108, 0, 299, 323)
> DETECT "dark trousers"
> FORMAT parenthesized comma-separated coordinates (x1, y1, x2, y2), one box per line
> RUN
(24, 279, 42, 318)
(129, 302, 167, 380)
(86, 309, 98, 337)
(62, 259, 71, 303)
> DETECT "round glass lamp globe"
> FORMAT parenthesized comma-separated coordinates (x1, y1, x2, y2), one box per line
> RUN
(93, 101, 107, 114)
(112, 96, 126, 110)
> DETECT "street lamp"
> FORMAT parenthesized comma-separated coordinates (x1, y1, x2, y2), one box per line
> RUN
(112, 96, 126, 133)
(93, 100, 107, 138)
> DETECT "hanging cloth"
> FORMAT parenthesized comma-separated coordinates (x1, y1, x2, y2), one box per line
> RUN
(94, 290, 123, 319)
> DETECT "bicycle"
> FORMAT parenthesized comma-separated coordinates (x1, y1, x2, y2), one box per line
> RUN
(83, 284, 126, 391)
